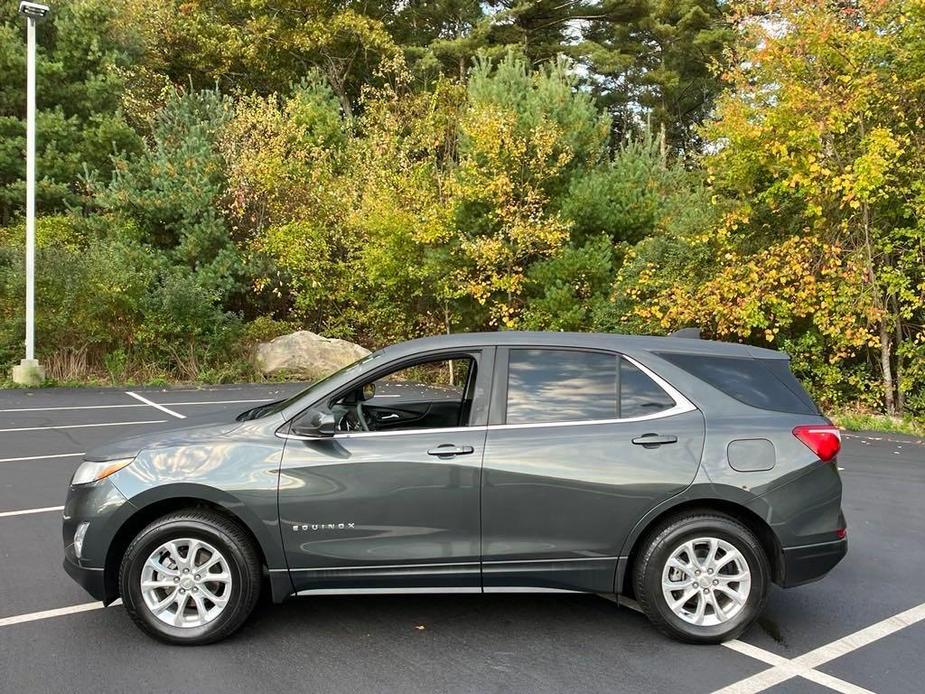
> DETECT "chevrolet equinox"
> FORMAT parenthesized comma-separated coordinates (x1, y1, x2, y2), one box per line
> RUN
(63, 331, 847, 644)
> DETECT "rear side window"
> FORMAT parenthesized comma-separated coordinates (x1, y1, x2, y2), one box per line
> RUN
(657, 353, 819, 415)
(505, 349, 676, 424)
(621, 360, 676, 417)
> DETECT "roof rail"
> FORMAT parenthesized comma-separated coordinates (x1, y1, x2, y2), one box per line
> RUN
(668, 327, 701, 339)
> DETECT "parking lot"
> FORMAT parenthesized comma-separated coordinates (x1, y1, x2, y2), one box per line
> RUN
(0, 384, 922, 693)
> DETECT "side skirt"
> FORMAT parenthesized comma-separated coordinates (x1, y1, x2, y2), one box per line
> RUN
(294, 586, 590, 597)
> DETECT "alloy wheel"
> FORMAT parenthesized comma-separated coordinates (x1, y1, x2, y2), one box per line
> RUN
(140, 537, 233, 628)
(661, 536, 751, 627)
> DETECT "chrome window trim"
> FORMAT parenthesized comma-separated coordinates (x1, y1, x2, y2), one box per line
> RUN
(278, 353, 696, 441)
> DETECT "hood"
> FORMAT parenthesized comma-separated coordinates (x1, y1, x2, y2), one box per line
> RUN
(83, 409, 250, 462)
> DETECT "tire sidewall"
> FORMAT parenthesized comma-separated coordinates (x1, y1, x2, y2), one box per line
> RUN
(642, 517, 769, 643)
(121, 518, 251, 644)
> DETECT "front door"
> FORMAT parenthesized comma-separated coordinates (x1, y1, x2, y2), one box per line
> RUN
(480, 347, 705, 593)
(278, 349, 492, 594)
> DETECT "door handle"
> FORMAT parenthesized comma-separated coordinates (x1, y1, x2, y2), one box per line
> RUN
(631, 433, 678, 448)
(427, 444, 474, 457)
(380, 413, 399, 420)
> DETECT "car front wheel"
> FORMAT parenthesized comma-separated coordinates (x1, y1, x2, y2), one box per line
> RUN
(119, 509, 261, 645)
(633, 512, 770, 643)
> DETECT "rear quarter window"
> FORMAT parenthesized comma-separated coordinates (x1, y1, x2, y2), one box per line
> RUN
(656, 353, 819, 415)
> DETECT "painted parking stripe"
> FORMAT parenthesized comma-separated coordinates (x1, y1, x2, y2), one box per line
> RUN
(125, 391, 185, 419)
(722, 641, 873, 693)
(0, 505, 64, 518)
(0, 451, 83, 464)
(0, 419, 166, 433)
(0, 599, 120, 628)
(0, 398, 270, 413)
(795, 601, 925, 668)
(716, 601, 925, 693)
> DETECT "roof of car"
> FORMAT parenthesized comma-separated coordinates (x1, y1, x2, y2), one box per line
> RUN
(381, 331, 788, 360)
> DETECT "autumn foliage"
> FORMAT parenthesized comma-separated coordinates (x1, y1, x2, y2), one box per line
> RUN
(0, 0, 923, 418)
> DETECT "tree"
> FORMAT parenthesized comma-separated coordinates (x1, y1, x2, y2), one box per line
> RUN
(450, 54, 610, 326)
(647, 0, 925, 415)
(0, 0, 141, 223)
(581, 0, 733, 154)
(96, 89, 249, 307)
(121, 1, 404, 116)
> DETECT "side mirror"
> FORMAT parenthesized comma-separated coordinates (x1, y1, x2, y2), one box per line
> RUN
(291, 409, 336, 438)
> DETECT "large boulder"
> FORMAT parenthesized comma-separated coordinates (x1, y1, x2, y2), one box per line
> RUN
(254, 330, 370, 378)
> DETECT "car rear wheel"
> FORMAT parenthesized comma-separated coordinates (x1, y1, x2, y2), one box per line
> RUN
(119, 510, 261, 645)
(633, 512, 770, 643)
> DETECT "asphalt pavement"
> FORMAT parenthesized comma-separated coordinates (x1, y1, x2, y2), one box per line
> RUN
(0, 384, 922, 693)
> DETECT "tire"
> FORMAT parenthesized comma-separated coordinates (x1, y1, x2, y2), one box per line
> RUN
(633, 512, 770, 644)
(119, 509, 261, 645)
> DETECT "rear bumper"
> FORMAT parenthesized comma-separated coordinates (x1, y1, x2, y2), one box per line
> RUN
(780, 538, 847, 587)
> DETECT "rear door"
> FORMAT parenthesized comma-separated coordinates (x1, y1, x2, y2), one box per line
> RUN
(480, 347, 705, 593)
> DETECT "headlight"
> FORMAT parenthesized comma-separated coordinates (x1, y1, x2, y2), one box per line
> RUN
(71, 458, 135, 486)
(73, 521, 89, 558)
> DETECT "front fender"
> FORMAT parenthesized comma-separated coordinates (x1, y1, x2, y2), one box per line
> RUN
(109, 438, 286, 568)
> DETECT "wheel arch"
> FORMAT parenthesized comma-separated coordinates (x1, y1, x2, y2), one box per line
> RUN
(102, 490, 289, 604)
(616, 497, 783, 597)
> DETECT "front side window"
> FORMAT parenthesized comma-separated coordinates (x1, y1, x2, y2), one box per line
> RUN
(505, 349, 677, 424)
(334, 357, 476, 432)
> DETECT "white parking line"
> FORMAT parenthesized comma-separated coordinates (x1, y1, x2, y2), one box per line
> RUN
(0, 419, 166, 433)
(0, 398, 271, 413)
(0, 451, 83, 464)
(125, 391, 185, 419)
(722, 641, 874, 693)
(715, 601, 925, 693)
(0, 505, 64, 518)
(0, 600, 120, 628)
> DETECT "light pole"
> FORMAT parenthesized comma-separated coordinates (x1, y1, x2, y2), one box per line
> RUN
(11, 1, 50, 386)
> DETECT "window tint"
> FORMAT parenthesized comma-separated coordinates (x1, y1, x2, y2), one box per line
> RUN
(620, 360, 676, 417)
(657, 353, 819, 415)
(506, 349, 618, 424)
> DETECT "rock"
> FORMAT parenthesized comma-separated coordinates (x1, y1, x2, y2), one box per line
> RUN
(254, 331, 370, 378)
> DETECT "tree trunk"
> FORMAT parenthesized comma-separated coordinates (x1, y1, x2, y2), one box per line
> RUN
(879, 317, 896, 416)
(894, 297, 905, 413)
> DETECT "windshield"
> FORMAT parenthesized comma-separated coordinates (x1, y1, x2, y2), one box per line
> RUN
(236, 352, 380, 421)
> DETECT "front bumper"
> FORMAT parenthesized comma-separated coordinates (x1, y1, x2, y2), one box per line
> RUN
(62, 476, 134, 602)
(62, 556, 108, 601)
(780, 538, 847, 587)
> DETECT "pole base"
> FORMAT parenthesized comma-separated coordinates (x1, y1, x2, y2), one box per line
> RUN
(12, 358, 44, 386)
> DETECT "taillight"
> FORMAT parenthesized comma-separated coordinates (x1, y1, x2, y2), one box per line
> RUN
(792, 425, 841, 462)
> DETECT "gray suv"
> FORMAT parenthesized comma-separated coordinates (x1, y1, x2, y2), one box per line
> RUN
(62, 332, 846, 645)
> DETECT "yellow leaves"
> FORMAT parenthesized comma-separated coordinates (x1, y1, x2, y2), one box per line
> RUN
(630, 235, 875, 353)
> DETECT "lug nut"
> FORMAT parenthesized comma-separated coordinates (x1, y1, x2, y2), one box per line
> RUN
(183, 568, 190, 574)
(194, 574, 200, 580)
(193, 587, 198, 592)
(179, 588, 185, 594)
(173, 577, 180, 583)
(707, 568, 713, 575)
(695, 570, 701, 576)
(713, 579, 719, 585)
(703, 588, 709, 594)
